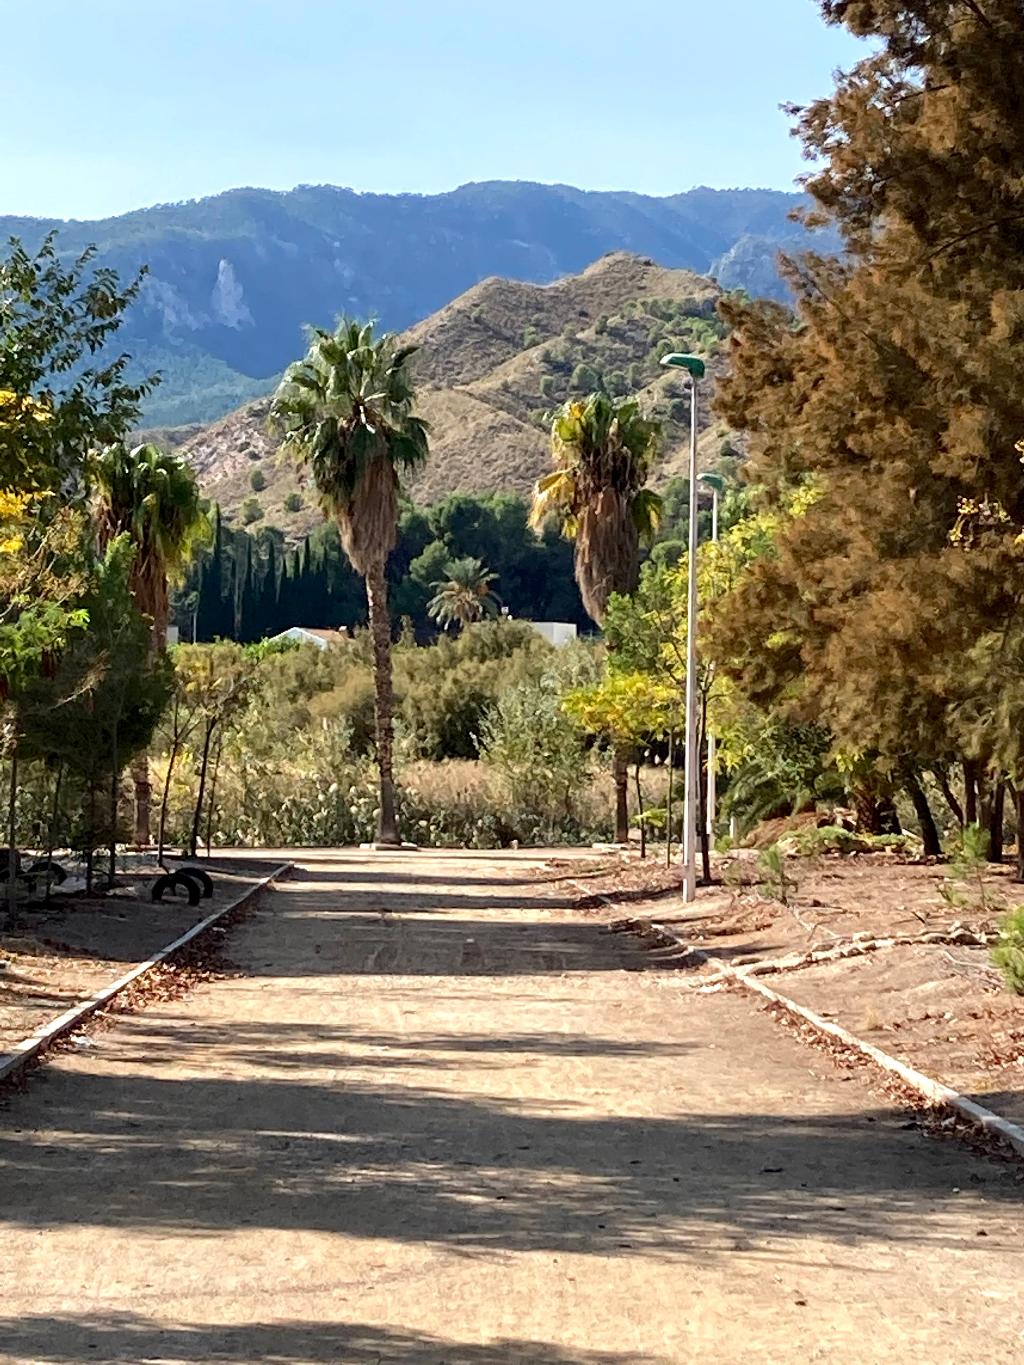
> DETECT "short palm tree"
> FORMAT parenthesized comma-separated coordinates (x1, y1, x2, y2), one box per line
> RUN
(93, 442, 208, 843)
(530, 392, 661, 841)
(271, 320, 429, 844)
(428, 557, 499, 632)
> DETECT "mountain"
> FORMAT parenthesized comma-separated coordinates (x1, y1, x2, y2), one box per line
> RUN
(174, 252, 733, 536)
(1, 181, 816, 427)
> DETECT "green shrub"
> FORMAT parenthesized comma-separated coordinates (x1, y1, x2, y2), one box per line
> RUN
(791, 824, 917, 856)
(241, 496, 263, 525)
(283, 491, 303, 512)
(480, 671, 596, 836)
(758, 843, 797, 904)
(992, 907, 1024, 994)
(941, 822, 991, 910)
(249, 467, 267, 492)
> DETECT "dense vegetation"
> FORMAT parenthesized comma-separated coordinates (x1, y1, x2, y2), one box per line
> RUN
(7, 0, 1024, 1003)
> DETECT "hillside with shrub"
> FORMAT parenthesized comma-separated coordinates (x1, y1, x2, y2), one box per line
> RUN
(174, 253, 734, 536)
(2, 181, 814, 426)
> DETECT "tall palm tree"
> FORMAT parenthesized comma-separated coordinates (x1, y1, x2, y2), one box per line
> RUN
(271, 320, 429, 844)
(530, 392, 661, 842)
(93, 442, 208, 844)
(428, 557, 499, 632)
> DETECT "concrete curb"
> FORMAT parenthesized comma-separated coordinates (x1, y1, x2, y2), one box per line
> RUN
(571, 878, 1024, 1162)
(0, 861, 292, 1086)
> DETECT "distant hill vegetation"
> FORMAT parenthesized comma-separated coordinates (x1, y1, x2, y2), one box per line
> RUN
(174, 252, 735, 536)
(1, 181, 821, 426)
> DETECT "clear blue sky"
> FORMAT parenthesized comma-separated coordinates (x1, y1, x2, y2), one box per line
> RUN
(3, 0, 866, 221)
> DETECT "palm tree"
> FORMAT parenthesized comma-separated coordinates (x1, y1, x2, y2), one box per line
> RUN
(93, 442, 208, 844)
(530, 392, 661, 843)
(428, 557, 499, 632)
(271, 320, 429, 844)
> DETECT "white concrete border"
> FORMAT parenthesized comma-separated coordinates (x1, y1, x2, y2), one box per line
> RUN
(0, 861, 291, 1085)
(571, 878, 1024, 1161)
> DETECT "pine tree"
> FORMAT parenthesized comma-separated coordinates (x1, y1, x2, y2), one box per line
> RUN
(711, 1, 1024, 857)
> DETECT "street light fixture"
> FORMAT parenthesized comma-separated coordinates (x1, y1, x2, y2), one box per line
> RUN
(660, 352, 705, 903)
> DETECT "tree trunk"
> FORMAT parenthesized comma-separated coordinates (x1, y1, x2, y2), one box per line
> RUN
(205, 735, 223, 856)
(108, 722, 119, 890)
(85, 782, 96, 896)
(45, 761, 63, 905)
(6, 739, 18, 928)
(989, 779, 1005, 863)
(634, 758, 645, 860)
(612, 747, 629, 844)
(934, 768, 964, 828)
(1015, 785, 1024, 883)
(157, 737, 179, 868)
(132, 755, 151, 848)
(189, 721, 215, 859)
(698, 723, 711, 885)
(131, 612, 167, 850)
(964, 759, 978, 826)
(365, 559, 400, 845)
(850, 784, 884, 834)
(902, 767, 942, 858)
(665, 729, 675, 868)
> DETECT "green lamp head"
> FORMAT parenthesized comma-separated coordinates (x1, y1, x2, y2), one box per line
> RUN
(660, 352, 705, 379)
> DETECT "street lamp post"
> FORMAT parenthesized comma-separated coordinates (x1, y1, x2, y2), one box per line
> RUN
(661, 352, 705, 903)
(699, 472, 724, 842)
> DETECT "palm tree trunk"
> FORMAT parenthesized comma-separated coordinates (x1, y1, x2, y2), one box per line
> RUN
(366, 559, 400, 845)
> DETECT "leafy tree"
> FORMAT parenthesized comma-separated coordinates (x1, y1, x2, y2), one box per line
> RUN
(170, 642, 255, 856)
(427, 557, 499, 632)
(92, 442, 208, 843)
(0, 236, 154, 493)
(272, 319, 429, 844)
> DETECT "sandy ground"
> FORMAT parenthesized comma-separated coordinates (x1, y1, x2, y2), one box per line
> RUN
(564, 852, 1024, 1128)
(0, 859, 279, 1055)
(0, 848, 1021, 1364)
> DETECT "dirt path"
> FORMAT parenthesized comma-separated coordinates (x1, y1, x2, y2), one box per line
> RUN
(0, 849, 1020, 1364)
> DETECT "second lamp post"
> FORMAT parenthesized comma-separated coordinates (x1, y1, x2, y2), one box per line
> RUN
(661, 351, 705, 903)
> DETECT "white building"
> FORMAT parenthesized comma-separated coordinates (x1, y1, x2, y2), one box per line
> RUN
(271, 627, 351, 651)
(528, 622, 578, 647)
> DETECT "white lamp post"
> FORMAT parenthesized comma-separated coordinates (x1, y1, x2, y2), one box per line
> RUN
(699, 471, 724, 841)
(661, 352, 705, 903)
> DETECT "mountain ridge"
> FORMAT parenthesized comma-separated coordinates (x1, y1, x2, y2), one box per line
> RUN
(1, 181, 820, 427)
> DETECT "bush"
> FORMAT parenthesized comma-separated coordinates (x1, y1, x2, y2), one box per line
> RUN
(283, 491, 303, 512)
(241, 497, 263, 525)
(992, 907, 1024, 994)
(479, 670, 597, 837)
(249, 467, 267, 492)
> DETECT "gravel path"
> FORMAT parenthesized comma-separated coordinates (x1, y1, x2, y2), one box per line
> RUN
(0, 849, 1020, 1363)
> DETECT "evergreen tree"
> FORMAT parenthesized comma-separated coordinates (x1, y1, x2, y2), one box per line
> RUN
(712, 0, 1024, 857)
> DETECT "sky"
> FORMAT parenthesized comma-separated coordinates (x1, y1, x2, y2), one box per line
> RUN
(2, 0, 867, 221)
